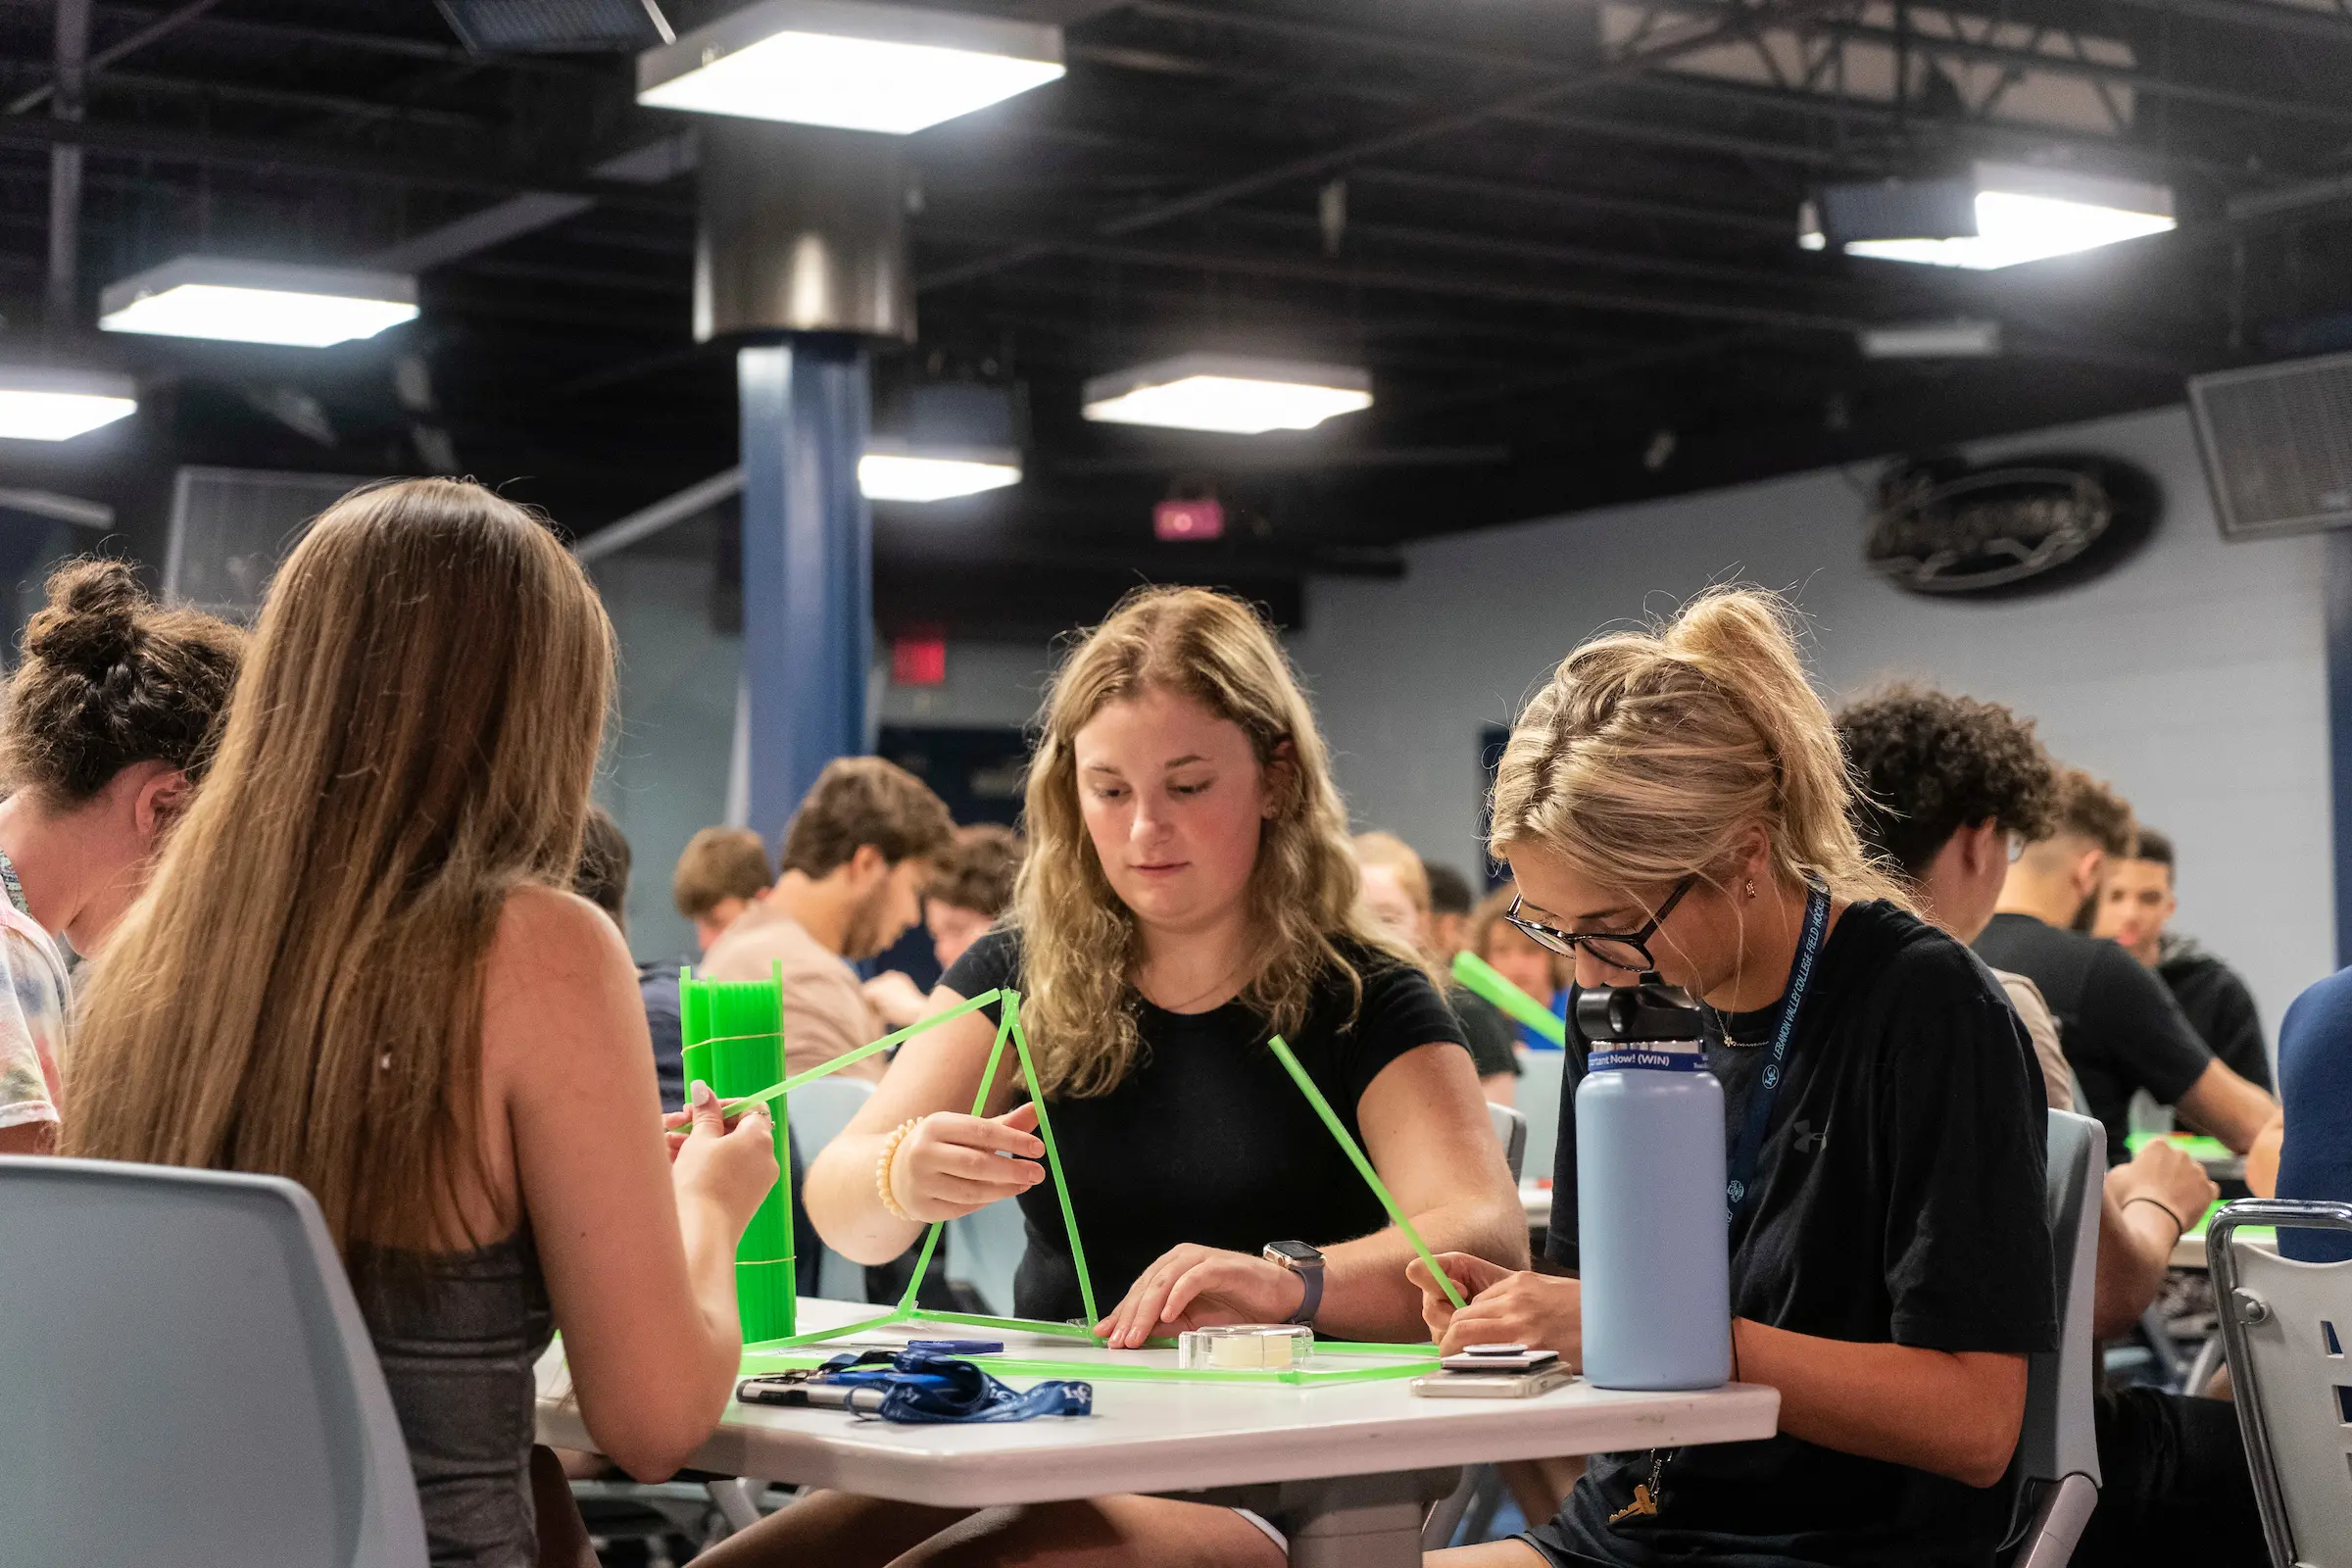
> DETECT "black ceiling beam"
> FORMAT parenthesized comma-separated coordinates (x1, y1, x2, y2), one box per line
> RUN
(6, 0, 216, 115)
(0, 1, 490, 66)
(1352, 166, 1794, 238)
(0, 112, 687, 210)
(917, 225, 1874, 332)
(75, 66, 494, 130)
(921, 0, 1859, 291)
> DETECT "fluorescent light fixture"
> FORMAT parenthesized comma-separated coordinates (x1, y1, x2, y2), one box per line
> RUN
(1802, 165, 2174, 270)
(637, 0, 1064, 134)
(100, 257, 418, 347)
(0, 367, 136, 442)
(1860, 319, 2004, 359)
(1082, 353, 1373, 435)
(858, 442, 1021, 502)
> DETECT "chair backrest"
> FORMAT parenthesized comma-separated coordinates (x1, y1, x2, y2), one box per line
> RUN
(0, 1155, 427, 1568)
(1488, 1101, 1529, 1184)
(946, 1199, 1028, 1318)
(2020, 1110, 2104, 1489)
(787, 1076, 879, 1301)
(2213, 1199, 2352, 1568)
(1516, 1050, 1564, 1190)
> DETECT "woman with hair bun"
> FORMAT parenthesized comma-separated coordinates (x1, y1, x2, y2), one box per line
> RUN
(0, 561, 242, 1153)
(1422, 589, 2057, 1568)
(717, 585, 1526, 1568)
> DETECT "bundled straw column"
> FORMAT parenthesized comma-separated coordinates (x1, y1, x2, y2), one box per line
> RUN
(679, 963, 795, 1342)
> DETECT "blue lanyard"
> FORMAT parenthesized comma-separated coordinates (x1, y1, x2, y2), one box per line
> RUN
(1723, 878, 1831, 1221)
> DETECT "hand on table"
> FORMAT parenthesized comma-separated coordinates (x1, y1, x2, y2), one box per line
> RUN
(2108, 1136, 2219, 1234)
(862, 970, 930, 1031)
(889, 1102, 1045, 1223)
(1409, 1251, 1583, 1363)
(668, 1080, 780, 1239)
(1095, 1245, 1308, 1349)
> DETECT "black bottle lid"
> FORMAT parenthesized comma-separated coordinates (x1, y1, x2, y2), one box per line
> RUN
(1575, 977, 1707, 1044)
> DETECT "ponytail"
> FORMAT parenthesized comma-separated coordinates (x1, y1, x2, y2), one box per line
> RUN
(1489, 587, 1907, 910)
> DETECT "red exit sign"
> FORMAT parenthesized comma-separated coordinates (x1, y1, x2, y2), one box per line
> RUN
(1153, 498, 1224, 541)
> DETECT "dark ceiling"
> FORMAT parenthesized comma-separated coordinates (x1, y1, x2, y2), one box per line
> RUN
(4, 0, 2351, 633)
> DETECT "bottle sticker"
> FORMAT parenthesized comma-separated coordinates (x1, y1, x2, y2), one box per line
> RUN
(1587, 1044, 1707, 1073)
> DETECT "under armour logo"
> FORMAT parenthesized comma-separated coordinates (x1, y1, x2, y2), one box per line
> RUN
(1790, 1120, 1828, 1154)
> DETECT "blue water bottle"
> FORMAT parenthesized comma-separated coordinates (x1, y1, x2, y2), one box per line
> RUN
(1573, 981, 1731, 1391)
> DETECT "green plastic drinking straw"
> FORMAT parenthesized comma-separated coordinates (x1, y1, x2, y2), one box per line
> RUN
(1452, 951, 1567, 1046)
(1264, 1035, 1469, 1310)
(1006, 995, 1101, 1328)
(722, 988, 1004, 1114)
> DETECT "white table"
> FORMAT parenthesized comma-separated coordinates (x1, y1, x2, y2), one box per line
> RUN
(1521, 1181, 1553, 1230)
(537, 1298, 1779, 1566)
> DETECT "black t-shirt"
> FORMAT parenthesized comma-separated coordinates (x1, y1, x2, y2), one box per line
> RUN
(942, 929, 1468, 1324)
(1450, 986, 1524, 1080)
(1974, 912, 2213, 1163)
(2158, 944, 2271, 1094)
(1540, 902, 2057, 1568)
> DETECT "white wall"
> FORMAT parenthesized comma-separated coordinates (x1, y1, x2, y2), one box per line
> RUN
(1292, 403, 2335, 1048)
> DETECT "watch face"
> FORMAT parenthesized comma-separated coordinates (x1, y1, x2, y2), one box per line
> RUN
(1265, 1240, 1321, 1266)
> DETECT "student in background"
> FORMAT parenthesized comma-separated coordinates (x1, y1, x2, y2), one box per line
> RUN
(1467, 883, 1570, 1050)
(1837, 688, 2262, 1568)
(701, 758, 955, 1080)
(1976, 769, 2276, 1161)
(864, 822, 1023, 1031)
(1427, 861, 1478, 959)
(1354, 829, 1520, 1104)
(724, 586, 1520, 1568)
(574, 806, 695, 1115)
(2094, 827, 2272, 1093)
(64, 479, 779, 1568)
(0, 561, 242, 1155)
(671, 825, 773, 955)
(1426, 589, 2054, 1568)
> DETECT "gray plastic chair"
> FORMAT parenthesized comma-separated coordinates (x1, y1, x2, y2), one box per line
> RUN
(2007, 1109, 2105, 1568)
(2212, 1199, 2352, 1568)
(1488, 1101, 1529, 1184)
(787, 1075, 882, 1300)
(1515, 1050, 1564, 1189)
(0, 1154, 428, 1568)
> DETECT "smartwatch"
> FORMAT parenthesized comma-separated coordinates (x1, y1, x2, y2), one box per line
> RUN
(1262, 1240, 1326, 1326)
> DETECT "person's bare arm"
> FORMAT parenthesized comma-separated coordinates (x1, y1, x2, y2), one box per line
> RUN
(2092, 1140, 2218, 1338)
(802, 986, 1044, 1266)
(1098, 1043, 1528, 1347)
(495, 890, 778, 1482)
(0, 1117, 55, 1154)
(2246, 1110, 2283, 1198)
(1408, 1259, 2023, 1488)
(1738, 1326, 2028, 1488)
(2174, 1057, 2277, 1153)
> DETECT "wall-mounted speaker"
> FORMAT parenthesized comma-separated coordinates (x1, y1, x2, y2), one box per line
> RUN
(2187, 351, 2352, 542)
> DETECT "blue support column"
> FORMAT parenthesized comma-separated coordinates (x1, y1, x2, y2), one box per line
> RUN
(739, 336, 873, 847)
(2329, 526, 2352, 969)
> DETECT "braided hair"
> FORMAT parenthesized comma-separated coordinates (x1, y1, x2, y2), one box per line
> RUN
(0, 561, 245, 804)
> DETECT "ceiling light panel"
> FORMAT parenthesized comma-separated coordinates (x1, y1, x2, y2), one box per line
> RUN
(1802, 164, 2174, 271)
(100, 258, 418, 347)
(1082, 354, 1373, 435)
(859, 445, 1022, 502)
(637, 0, 1064, 134)
(0, 368, 137, 442)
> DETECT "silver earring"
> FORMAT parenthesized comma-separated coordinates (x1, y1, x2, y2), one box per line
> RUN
(1744, 878, 1757, 900)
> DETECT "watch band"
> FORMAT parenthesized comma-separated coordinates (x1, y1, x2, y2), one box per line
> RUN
(1265, 1243, 1324, 1325)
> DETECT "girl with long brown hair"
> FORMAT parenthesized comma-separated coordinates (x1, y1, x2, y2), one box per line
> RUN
(65, 479, 779, 1568)
(0, 560, 242, 1154)
(716, 585, 1526, 1568)
(1417, 588, 2056, 1568)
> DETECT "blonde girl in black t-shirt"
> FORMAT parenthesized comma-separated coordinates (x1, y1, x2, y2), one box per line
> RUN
(1421, 588, 2057, 1568)
(707, 587, 1526, 1568)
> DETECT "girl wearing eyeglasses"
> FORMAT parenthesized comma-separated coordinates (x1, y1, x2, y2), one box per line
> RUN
(1420, 588, 2058, 1568)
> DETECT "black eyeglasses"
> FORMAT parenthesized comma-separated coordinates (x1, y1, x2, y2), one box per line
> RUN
(1504, 876, 1696, 976)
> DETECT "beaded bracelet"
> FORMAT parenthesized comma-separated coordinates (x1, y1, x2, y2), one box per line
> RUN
(877, 1116, 922, 1222)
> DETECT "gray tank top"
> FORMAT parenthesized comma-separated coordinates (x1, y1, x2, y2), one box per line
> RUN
(355, 1225, 556, 1568)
